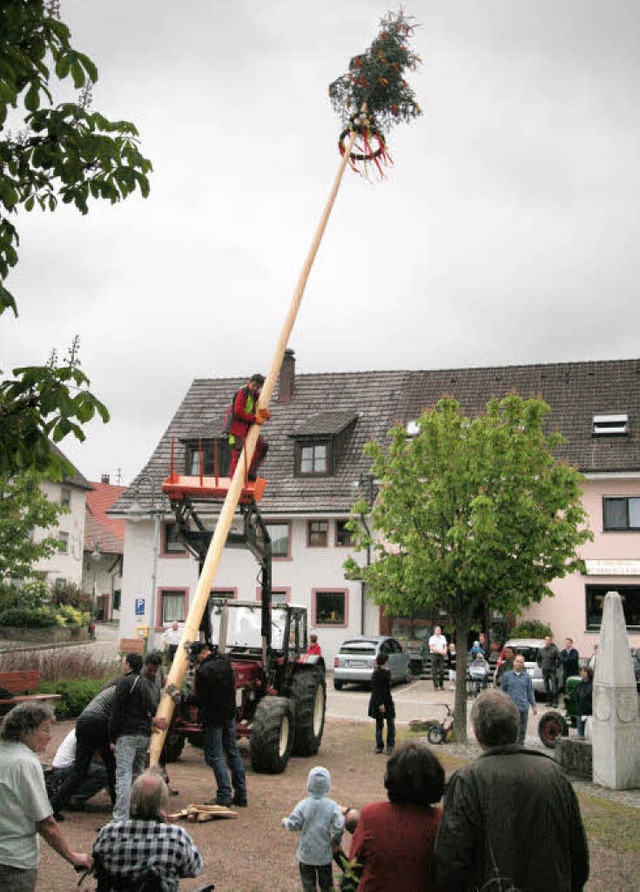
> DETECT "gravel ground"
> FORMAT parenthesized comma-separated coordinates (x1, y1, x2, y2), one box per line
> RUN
(35, 718, 639, 891)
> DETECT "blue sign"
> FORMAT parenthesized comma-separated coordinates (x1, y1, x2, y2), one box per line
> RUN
(134, 598, 145, 616)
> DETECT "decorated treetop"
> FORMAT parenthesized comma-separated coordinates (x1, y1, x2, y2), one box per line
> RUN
(328, 10, 422, 136)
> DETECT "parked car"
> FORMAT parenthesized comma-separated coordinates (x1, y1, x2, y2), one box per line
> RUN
(333, 636, 412, 690)
(494, 638, 547, 694)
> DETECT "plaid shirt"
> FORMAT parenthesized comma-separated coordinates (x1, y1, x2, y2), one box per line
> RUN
(92, 819, 203, 891)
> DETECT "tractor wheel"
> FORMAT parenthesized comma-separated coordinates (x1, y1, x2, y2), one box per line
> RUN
(291, 670, 326, 757)
(250, 697, 295, 774)
(333, 679, 344, 691)
(538, 711, 569, 749)
(162, 731, 185, 763)
(427, 725, 444, 745)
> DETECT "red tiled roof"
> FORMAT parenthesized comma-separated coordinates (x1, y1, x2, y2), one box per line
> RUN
(85, 482, 125, 553)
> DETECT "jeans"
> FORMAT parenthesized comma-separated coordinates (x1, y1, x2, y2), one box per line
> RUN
(375, 714, 395, 752)
(542, 669, 558, 705)
(202, 715, 246, 804)
(517, 709, 528, 744)
(0, 863, 38, 892)
(576, 715, 591, 738)
(51, 714, 115, 812)
(113, 733, 149, 821)
(299, 862, 333, 892)
(48, 763, 108, 806)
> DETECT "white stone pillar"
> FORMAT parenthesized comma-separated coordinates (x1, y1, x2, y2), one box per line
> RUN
(592, 591, 640, 789)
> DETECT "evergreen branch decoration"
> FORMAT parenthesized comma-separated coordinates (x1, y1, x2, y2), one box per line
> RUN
(328, 9, 421, 178)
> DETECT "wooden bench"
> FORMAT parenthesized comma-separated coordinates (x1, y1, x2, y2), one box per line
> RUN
(119, 638, 145, 655)
(0, 670, 61, 715)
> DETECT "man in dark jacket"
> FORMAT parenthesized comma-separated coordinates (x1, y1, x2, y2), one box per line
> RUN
(537, 635, 561, 706)
(227, 373, 270, 480)
(559, 637, 580, 692)
(434, 689, 589, 892)
(110, 652, 167, 821)
(367, 652, 395, 754)
(189, 642, 247, 807)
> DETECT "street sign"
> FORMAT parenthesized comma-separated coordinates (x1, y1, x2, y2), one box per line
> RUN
(135, 598, 145, 616)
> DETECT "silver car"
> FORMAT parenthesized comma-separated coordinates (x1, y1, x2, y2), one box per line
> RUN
(495, 638, 547, 693)
(333, 636, 412, 690)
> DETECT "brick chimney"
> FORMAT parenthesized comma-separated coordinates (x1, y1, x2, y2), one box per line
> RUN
(278, 348, 296, 403)
(101, 474, 110, 484)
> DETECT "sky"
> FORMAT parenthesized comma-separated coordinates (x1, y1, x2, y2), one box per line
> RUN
(4, 0, 640, 485)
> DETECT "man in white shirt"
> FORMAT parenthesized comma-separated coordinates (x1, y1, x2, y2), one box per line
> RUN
(45, 729, 108, 813)
(161, 621, 183, 663)
(429, 626, 448, 691)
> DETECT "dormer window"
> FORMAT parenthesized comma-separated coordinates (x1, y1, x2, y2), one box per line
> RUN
(592, 414, 629, 437)
(300, 443, 328, 476)
(291, 411, 358, 479)
(183, 438, 231, 476)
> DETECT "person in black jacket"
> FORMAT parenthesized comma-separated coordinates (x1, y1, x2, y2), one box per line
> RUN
(189, 642, 247, 807)
(575, 666, 593, 738)
(109, 653, 167, 821)
(368, 653, 395, 755)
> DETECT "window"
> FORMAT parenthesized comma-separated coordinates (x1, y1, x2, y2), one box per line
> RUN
(592, 414, 629, 437)
(161, 589, 186, 623)
(60, 487, 71, 508)
(54, 577, 66, 592)
(210, 589, 237, 600)
(299, 443, 328, 476)
(586, 584, 640, 630)
(307, 520, 328, 547)
(58, 531, 69, 553)
(266, 522, 290, 558)
(603, 497, 640, 531)
(314, 590, 347, 626)
(336, 520, 354, 547)
(185, 439, 231, 477)
(163, 522, 186, 555)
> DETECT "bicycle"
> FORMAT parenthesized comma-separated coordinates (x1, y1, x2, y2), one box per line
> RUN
(427, 704, 455, 744)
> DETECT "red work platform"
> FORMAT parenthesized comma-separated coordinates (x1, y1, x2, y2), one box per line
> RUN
(162, 474, 267, 503)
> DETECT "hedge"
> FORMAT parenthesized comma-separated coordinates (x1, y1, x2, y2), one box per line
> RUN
(39, 678, 109, 719)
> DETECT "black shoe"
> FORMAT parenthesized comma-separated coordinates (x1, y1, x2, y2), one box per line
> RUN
(386, 747, 393, 755)
(215, 795, 232, 807)
(231, 796, 248, 807)
(53, 811, 65, 822)
(375, 747, 383, 754)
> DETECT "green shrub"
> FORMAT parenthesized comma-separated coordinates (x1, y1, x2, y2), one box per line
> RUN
(39, 678, 109, 719)
(0, 606, 58, 627)
(55, 603, 88, 626)
(510, 619, 553, 639)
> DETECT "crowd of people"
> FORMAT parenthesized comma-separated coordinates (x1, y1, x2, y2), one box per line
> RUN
(0, 627, 593, 891)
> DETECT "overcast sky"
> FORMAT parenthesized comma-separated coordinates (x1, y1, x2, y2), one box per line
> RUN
(4, 0, 640, 484)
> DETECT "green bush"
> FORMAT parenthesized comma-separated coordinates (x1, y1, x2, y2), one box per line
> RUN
(510, 619, 553, 639)
(0, 606, 58, 627)
(39, 678, 109, 719)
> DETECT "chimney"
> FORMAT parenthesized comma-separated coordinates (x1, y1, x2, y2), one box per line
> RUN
(278, 348, 296, 403)
(101, 474, 110, 484)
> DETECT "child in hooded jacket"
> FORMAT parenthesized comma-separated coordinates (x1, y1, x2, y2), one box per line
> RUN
(282, 765, 345, 892)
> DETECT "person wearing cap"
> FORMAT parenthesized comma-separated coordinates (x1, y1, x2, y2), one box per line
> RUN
(188, 642, 247, 808)
(227, 373, 270, 481)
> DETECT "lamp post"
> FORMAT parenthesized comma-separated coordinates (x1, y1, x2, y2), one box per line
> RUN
(90, 540, 101, 622)
(355, 471, 377, 635)
(128, 473, 163, 651)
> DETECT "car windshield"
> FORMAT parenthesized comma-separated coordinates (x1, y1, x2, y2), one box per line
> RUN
(340, 642, 377, 656)
(209, 603, 287, 650)
(514, 647, 539, 662)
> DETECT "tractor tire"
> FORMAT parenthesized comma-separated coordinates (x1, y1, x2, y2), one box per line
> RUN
(250, 697, 295, 774)
(291, 670, 326, 757)
(538, 710, 569, 749)
(427, 725, 444, 745)
(162, 731, 185, 763)
(333, 679, 344, 691)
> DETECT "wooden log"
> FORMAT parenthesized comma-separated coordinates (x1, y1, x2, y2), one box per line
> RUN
(149, 130, 357, 766)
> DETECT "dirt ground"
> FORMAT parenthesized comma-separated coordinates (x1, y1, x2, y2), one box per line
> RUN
(36, 718, 638, 892)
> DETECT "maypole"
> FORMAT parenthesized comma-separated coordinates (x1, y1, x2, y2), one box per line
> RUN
(149, 9, 422, 765)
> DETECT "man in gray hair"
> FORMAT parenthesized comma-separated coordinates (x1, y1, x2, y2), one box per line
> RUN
(434, 689, 589, 891)
(92, 770, 207, 891)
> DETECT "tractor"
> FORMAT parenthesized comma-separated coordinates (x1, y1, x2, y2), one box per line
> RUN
(161, 492, 326, 774)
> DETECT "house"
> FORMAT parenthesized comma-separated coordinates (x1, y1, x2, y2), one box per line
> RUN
(113, 352, 640, 664)
(82, 476, 125, 621)
(33, 445, 92, 590)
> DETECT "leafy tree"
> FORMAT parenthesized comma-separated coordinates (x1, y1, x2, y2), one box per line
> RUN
(0, 0, 152, 476)
(0, 469, 64, 591)
(345, 395, 593, 741)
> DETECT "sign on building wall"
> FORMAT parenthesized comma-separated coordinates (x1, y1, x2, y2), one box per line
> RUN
(585, 559, 640, 576)
(135, 598, 145, 616)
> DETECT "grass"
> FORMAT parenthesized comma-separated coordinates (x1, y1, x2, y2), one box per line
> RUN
(578, 794, 640, 855)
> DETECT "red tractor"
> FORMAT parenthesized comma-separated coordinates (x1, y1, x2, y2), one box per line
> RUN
(162, 498, 326, 773)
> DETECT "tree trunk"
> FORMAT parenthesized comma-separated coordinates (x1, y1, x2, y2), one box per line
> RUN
(453, 609, 472, 743)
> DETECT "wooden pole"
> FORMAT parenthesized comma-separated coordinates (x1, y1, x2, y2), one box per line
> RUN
(148, 131, 357, 764)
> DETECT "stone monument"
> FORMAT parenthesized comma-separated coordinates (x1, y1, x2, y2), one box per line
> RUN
(592, 590, 640, 789)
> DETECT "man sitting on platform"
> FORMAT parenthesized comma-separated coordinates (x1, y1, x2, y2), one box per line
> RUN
(226, 373, 270, 480)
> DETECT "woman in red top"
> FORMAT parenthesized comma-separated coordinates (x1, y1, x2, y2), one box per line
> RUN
(348, 741, 444, 891)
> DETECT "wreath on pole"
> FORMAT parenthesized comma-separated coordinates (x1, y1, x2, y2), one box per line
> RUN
(329, 10, 422, 179)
